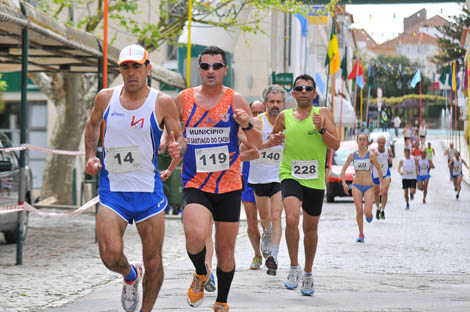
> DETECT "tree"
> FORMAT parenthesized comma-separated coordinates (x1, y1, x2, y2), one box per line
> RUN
(34, 0, 334, 204)
(370, 55, 431, 98)
(434, 7, 470, 70)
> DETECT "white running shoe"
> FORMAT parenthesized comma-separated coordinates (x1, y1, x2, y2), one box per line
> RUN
(284, 266, 301, 290)
(260, 228, 272, 258)
(121, 263, 143, 312)
(300, 274, 315, 296)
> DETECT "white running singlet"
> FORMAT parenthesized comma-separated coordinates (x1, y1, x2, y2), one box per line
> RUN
(372, 149, 389, 179)
(248, 112, 283, 184)
(402, 157, 417, 179)
(101, 85, 162, 192)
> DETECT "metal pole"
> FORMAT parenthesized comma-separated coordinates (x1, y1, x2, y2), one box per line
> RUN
(366, 82, 371, 128)
(16, 2, 28, 265)
(186, 0, 193, 88)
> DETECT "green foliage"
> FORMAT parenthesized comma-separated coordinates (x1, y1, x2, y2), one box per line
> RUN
(37, 0, 338, 53)
(435, 7, 470, 71)
(369, 55, 431, 98)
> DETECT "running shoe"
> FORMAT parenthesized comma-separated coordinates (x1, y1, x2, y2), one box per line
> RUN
(366, 214, 373, 223)
(376, 209, 381, 220)
(249, 256, 262, 270)
(213, 302, 229, 312)
(410, 193, 414, 201)
(300, 274, 315, 296)
(284, 266, 301, 289)
(187, 268, 210, 307)
(380, 210, 385, 220)
(356, 233, 365, 243)
(456, 192, 460, 199)
(260, 228, 272, 258)
(423, 199, 426, 204)
(265, 255, 278, 276)
(205, 271, 216, 292)
(121, 263, 143, 312)
(405, 203, 410, 210)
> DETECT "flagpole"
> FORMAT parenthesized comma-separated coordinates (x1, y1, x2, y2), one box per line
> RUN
(360, 88, 363, 129)
(331, 71, 335, 115)
(455, 90, 458, 150)
(186, 0, 193, 88)
(366, 78, 371, 129)
(450, 89, 453, 145)
(353, 58, 360, 135)
(419, 79, 422, 125)
(467, 54, 470, 176)
(325, 66, 330, 109)
(339, 79, 344, 141)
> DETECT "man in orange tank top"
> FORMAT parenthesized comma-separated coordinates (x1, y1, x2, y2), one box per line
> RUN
(175, 46, 262, 312)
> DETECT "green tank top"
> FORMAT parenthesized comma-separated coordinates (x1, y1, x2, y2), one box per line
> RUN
(425, 147, 433, 159)
(279, 107, 327, 190)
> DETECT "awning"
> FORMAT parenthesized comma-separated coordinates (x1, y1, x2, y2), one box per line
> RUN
(0, 0, 185, 88)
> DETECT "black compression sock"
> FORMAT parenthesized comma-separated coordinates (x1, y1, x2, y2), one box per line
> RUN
(215, 266, 235, 303)
(188, 247, 207, 276)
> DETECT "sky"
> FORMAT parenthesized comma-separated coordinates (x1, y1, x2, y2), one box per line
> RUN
(345, 2, 465, 44)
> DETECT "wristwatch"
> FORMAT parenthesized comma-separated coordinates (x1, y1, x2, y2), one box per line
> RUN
(319, 127, 327, 134)
(242, 120, 254, 131)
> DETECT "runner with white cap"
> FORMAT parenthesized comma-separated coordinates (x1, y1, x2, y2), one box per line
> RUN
(85, 44, 184, 312)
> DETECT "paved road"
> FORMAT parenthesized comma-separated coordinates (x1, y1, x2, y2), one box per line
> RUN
(1, 136, 469, 311)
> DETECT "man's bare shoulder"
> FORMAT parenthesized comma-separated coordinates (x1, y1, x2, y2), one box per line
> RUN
(156, 91, 175, 105)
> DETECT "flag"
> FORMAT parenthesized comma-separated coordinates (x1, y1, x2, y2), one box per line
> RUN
(295, 13, 307, 37)
(340, 48, 348, 80)
(452, 61, 457, 92)
(348, 59, 365, 88)
(410, 69, 421, 88)
(348, 59, 363, 80)
(448, 65, 452, 86)
(438, 69, 447, 85)
(367, 64, 375, 89)
(357, 74, 364, 89)
(325, 23, 340, 74)
(315, 72, 325, 95)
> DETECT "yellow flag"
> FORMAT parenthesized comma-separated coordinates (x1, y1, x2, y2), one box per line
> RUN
(328, 33, 340, 74)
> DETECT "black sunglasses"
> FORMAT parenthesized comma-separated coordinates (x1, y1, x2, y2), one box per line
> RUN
(294, 85, 314, 92)
(199, 63, 226, 70)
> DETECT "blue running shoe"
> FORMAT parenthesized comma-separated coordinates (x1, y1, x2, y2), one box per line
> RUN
(300, 274, 314, 296)
(405, 203, 410, 210)
(366, 214, 373, 223)
(356, 233, 365, 243)
(284, 266, 301, 290)
(204, 272, 216, 292)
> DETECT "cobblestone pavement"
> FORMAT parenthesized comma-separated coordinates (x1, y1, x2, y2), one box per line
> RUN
(1, 136, 469, 311)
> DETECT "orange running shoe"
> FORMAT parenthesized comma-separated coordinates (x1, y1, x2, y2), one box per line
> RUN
(213, 302, 229, 311)
(187, 269, 210, 307)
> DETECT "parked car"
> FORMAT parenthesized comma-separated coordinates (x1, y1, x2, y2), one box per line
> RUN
(369, 131, 396, 158)
(325, 140, 357, 202)
(0, 133, 33, 244)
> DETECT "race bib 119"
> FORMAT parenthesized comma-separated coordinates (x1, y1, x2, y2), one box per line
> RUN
(195, 145, 230, 173)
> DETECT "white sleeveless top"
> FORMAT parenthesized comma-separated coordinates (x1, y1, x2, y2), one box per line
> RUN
(248, 113, 283, 184)
(452, 158, 462, 176)
(418, 157, 430, 176)
(402, 157, 417, 179)
(405, 128, 413, 138)
(419, 126, 426, 136)
(101, 85, 163, 192)
(372, 149, 389, 178)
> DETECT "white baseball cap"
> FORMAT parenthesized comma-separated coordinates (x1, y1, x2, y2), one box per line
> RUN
(118, 44, 150, 65)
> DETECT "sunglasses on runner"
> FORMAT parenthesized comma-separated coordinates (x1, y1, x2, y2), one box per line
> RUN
(199, 63, 226, 70)
(294, 85, 315, 92)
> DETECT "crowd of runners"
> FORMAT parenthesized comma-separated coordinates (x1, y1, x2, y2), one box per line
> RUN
(84, 44, 468, 312)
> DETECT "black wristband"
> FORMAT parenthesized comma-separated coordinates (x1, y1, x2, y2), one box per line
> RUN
(242, 120, 254, 131)
(319, 126, 327, 134)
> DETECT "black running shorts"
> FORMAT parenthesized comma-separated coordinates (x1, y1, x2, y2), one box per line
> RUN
(183, 188, 241, 222)
(280, 179, 324, 217)
(402, 179, 417, 189)
(248, 182, 281, 198)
